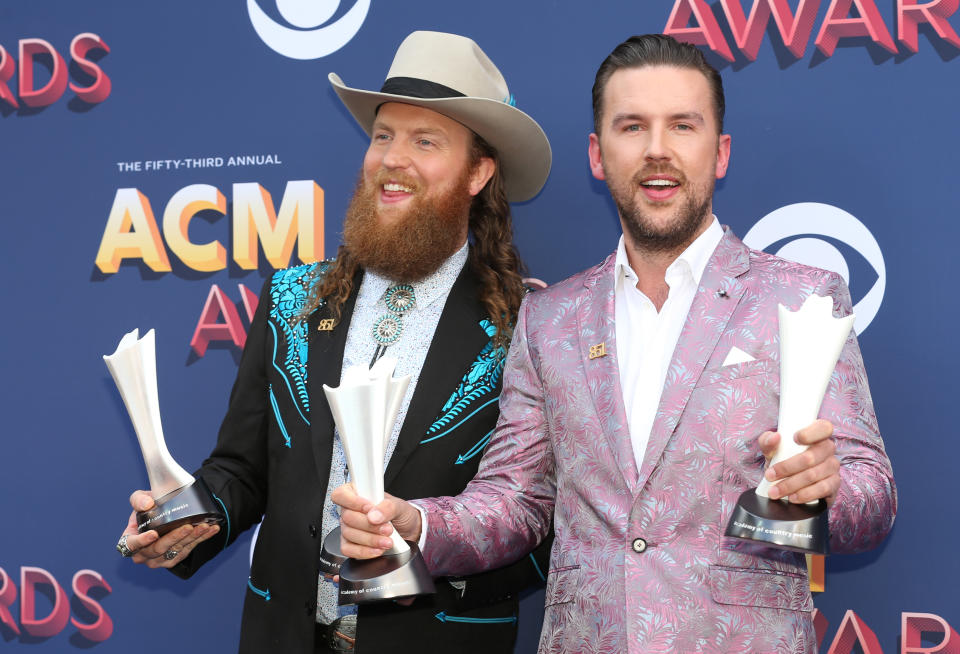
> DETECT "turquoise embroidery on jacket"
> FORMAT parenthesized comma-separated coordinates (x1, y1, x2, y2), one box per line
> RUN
(247, 578, 271, 601)
(435, 611, 516, 624)
(423, 319, 504, 442)
(455, 428, 494, 465)
(268, 320, 309, 427)
(268, 262, 329, 421)
(420, 398, 498, 444)
(212, 493, 230, 549)
(268, 384, 292, 448)
(528, 552, 546, 582)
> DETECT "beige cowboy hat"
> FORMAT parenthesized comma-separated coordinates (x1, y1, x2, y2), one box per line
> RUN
(329, 31, 551, 203)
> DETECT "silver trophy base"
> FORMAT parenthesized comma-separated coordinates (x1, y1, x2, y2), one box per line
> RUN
(319, 527, 348, 577)
(725, 488, 829, 554)
(338, 541, 436, 605)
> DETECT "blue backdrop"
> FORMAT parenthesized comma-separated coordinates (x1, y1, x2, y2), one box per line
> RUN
(1, 1, 956, 651)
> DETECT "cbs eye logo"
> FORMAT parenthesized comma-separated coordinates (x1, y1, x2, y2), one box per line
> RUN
(743, 202, 886, 335)
(247, 0, 370, 60)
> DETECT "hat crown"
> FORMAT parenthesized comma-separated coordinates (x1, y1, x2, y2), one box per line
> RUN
(384, 31, 510, 103)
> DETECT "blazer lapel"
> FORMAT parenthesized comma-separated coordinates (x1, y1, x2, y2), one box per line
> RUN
(636, 228, 751, 490)
(578, 254, 639, 492)
(307, 270, 361, 484)
(384, 267, 488, 487)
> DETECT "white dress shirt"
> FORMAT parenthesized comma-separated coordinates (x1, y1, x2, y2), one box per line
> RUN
(614, 218, 723, 469)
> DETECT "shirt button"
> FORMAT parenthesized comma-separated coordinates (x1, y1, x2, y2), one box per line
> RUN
(631, 538, 647, 553)
(309, 524, 318, 538)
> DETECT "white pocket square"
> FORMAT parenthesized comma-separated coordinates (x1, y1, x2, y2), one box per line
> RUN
(722, 346, 755, 367)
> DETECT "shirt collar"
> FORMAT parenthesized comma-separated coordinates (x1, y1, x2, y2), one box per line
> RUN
(615, 217, 723, 290)
(363, 239, 469, 310)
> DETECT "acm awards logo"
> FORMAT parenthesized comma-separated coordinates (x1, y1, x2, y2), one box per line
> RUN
(247, 0, 371, 59)
(743, 202, 886, 334)
(93, 181, 324, 357)
(663, 0, 960, 61)
(0, 567, 112, 644)
(0, 33, 110, 110)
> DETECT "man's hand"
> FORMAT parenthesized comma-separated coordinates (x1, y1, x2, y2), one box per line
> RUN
(118, 490, 220, 568)
(332, 484, 422, 559)
(759, 419, 841, 506)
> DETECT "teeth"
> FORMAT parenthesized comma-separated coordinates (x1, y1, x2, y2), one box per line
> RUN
(642, 179, 678, 187)
(383, 183, 413, 193)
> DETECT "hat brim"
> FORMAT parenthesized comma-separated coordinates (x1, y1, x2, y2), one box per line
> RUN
(329, 72, 551, 203)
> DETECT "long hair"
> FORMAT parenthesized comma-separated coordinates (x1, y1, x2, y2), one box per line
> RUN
(466, 135, 525, 349)
(298, 134, 525, 349)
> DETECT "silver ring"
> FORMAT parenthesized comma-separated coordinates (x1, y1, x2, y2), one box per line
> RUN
(163, 548, 180, 561)
(116, 534, 135, 558)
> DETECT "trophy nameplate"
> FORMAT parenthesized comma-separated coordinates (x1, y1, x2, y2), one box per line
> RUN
(319, 527, 348, 577)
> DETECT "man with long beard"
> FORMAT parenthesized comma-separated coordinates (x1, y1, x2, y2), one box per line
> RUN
(335, 34, 896, 653)
(114, 31, 552, 653)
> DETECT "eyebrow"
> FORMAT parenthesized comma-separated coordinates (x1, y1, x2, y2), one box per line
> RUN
(671, 112, 706, 125)
(610, 111, 706, 126)
(371, 121, 449, 140)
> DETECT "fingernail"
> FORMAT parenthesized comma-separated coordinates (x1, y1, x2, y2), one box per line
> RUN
(768, 485, 781, 499)
(369, 510, 384, 523)
(139, 498, 152, 510)
(380, 538, 392, 549)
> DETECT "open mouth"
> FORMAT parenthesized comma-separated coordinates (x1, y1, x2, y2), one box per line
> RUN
(639, 175, 681, 200)
(640, 178, 679, 189)
(379, 181, 416, 204)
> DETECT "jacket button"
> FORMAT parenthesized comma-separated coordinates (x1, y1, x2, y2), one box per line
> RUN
(631, 538, 647, 553)
(309, 524, 318, 538)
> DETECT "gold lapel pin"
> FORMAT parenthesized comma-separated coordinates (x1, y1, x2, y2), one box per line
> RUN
(317, 318, 335, 332)
(589, 342, 606, 360)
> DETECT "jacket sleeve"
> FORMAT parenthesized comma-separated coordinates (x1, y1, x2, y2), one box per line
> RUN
(818, 271, 897, 553)
(416, 297, 557, 577)
(170, 277, 273, 578)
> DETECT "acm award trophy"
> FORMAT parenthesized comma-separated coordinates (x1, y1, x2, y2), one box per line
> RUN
(104, 329, 224, 536)
(323, 356, 435, 604)
(725, 295, 855, 554)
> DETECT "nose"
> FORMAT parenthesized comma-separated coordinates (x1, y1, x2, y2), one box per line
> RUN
(644, 127, 670, 163)
(381, 140, 412, 170)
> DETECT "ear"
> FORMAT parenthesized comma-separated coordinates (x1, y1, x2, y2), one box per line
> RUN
(588, 133, 605, 181)
(468, 156, 496, 197)
(715, 133, 731, 179)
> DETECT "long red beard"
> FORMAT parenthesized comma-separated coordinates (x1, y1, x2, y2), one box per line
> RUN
(342, 168, 473, 283)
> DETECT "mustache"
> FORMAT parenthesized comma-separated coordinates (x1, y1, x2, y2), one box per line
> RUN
(368, 169, 423, 194)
